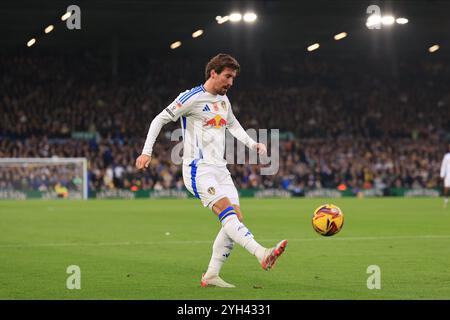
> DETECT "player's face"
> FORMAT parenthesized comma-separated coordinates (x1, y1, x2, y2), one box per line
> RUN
(212, 67, 237, 95)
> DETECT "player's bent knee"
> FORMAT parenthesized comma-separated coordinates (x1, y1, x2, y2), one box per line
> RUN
(212, 197, 233, 215)
(233, 205, 243, 221)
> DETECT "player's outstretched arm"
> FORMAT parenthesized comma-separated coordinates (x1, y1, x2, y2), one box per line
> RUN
(136, 89, 198, 170)
(136, 110, 172, 170)
(253, 142, 267, 155)
(227, 112, 267, 155)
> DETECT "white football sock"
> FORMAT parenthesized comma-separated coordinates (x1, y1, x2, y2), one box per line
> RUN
(221, 214, 266, 263)
(204, 227, 234, 278)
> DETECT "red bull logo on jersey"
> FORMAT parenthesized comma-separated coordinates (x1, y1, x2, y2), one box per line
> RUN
(203, 115, 227, 128)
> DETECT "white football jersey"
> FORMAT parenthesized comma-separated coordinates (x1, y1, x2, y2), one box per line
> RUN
(164, 84, 255, 166)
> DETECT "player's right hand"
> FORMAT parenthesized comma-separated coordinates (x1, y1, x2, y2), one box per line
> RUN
(135, 154, 152, 170)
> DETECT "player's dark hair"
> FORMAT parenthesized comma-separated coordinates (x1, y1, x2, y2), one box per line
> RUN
(205, 53, 240, 80)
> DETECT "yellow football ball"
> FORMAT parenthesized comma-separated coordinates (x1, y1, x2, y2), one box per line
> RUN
(312, 204, 344, 236)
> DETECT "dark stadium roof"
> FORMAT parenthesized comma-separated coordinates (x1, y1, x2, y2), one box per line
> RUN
(1, 0, 449, 57)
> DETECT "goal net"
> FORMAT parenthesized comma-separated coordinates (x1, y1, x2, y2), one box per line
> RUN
(0, 158, 88, 200)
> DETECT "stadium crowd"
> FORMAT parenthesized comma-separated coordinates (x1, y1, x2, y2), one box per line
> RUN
(1, 53, 449, 194)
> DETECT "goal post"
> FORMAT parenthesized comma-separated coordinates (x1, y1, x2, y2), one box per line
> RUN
(0, 158, 88, 200)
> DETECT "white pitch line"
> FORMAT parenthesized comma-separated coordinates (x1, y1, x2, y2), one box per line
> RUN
(0, 235, 450, 249)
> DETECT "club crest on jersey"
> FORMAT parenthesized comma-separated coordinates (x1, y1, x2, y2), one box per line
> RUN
(212, 102, 219, 112)
(221, 101, 227, 111)
(203, 115, 227, 128)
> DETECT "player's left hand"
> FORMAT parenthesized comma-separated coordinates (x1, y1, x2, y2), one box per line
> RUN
(254, 143, 267, 155)
(136, 154, 152, 170)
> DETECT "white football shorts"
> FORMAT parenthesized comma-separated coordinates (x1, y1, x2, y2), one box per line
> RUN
(183, 160, 240, 209)
(445, 176, 450, 188)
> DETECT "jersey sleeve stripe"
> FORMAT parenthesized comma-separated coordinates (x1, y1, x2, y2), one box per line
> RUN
(180, 87, 202, 103)
(178, 86, 200, 101)
(179, 86, 198, 101)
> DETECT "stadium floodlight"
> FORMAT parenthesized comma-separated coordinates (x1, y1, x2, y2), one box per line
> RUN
(366, 14, 381, 28)
(396, 17, 408, 24)
(192, 29, 204, 38)
(381, 15, 395, 25)
(428, 44, 440, 53)
(45, 25, 54, 34)
(229, 13, 242, 22)
(27, 38, 36, 47)
(243, 12, 257, 23)
(216, 15, 230, 24)
(61, 11, 72, 21)
(307, 43, 320, 52)
(170, 41, 182, 49)
(334, 32, 347, 40)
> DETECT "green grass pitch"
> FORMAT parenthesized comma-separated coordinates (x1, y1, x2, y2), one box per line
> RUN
(0, 198, 449, 299)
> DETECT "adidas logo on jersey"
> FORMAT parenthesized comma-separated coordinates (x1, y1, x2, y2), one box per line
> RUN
(202, 105, 211, 112)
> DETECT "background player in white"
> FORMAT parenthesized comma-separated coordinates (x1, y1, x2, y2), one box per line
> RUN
(135, 54, 287, 288)
(440, 143, 450, 208)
